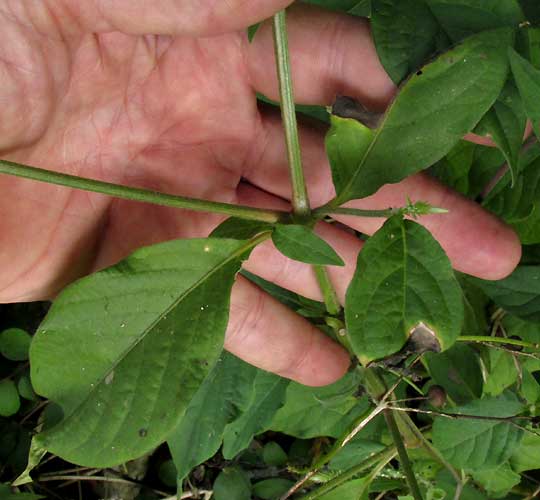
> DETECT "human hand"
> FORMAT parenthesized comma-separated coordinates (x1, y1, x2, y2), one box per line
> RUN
(0, 1, 520, 386)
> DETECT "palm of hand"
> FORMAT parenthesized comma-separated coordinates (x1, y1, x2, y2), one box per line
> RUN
(1, 19, 262, 300)
(0, 3, 521, 385)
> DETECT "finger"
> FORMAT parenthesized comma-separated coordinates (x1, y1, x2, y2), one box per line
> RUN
(243, 112, 522, 280)
(226, 275, 350, 386)
(46, 0, 293, 36)
(236, 183, 362, 304)
(246, 4, 396, 108)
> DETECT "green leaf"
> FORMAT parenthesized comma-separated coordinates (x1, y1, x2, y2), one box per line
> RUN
(483, 348, 519, 396)
(30, 237, 258, 467)
(424, 344, 483, 405)
(329, 439, 386, 471)
(325, 114, 374, 195)
(12, 436, 47, 487)
(435, 470, 488, 500)
(509, 46, 540, 139)
(430, 140, 475, 196)
(158, 459, 177, 488)
(345, 217, 463, 365)
(334, 28, 513, 204)
(510, 427, 540, 472)
(268, 370, 370, 438)
(319, 478, 368, 500)
(0, 380, 20, 417)
(425, 0, 524, 42)
(210, 217, 273, 239)
(262, 442, 288, 467)
(222, 369, 288, 459)
(16, 375, 37, 402)
(252, 478, 295, 500)
(241, 270, 326, 316)
(484, 143, 540, 244)
(475, 82, 526, 185)
(432, 393, 524, 469)
(468, 145, 505, 198)
(371, 0, 442, 84)
(213, 467, 251, 500)
(272, 224, 344, 266)
(470, 266, 540, 321)
(167, 352, 261, 481)
(471, 463, 521, 499)
(0, 328, 31, 361)
(0, 484, 44, 500)
(521, 369, 540, 403)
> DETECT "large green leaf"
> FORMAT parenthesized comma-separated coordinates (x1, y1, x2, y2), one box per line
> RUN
(432, 393, 524, 470)
(470, 266, 540, 322)
(268, 370, 370, 438)
(371, 0, 442, 84)
(425, 0, 524, 42)
(424, 344, 483, 405)
(167, 352, 260, 481)
(509, 47, 540, 139)
(30, 237, 258, 467)
(272, 224, 344, 266)
(430, 141, 475, 196)
(222, 369, 288, 459)
(333, 28, 513, 204)
(345, 217, 463, 365)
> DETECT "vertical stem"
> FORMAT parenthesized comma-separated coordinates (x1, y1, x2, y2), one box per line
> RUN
(272, 10, 310, 218)
(313, 266, 341, 315)
(384, 409, 424, 500)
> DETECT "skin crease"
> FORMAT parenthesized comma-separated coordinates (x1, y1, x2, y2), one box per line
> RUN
(0, 0, 522, 386)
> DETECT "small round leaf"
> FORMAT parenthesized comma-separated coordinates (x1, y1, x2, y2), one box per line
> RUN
(0, 328, 32, 361)
(0, 380, 21, 416)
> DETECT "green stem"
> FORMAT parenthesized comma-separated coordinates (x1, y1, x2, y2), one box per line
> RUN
(314, 206, 401, 219)
(0, 159, 285, 223)
(272, 10, 310, 218)
(296, 445, 397, 500)
(384, 410, 423, 500)
(458, 335, 539, 350)
(313, 266, 341, 316)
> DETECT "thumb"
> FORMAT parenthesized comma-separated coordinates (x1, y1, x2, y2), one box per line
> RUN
(62, 0, 294, 36)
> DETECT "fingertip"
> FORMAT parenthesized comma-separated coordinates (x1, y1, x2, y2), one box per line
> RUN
(466, 222, 522, 281)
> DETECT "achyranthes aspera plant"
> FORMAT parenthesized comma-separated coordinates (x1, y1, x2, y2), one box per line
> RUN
(3, 0, 540, 498)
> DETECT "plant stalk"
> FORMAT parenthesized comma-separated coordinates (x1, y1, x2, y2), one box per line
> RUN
(0, 159, 285, 223)
(458, 335, 539, 350)
(313, 206, 402, 218)
(384, 409, 423, 500)
(272, 10, 310, 218)
(312, 266, 341, 316)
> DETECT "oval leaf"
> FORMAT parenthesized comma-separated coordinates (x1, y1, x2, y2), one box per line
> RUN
(272, 224, 345, 266)
(432, 393, 524, 470)
(345, 217, 463, 365)
(334, 28, 513, 204)
(30, 237, 257, 467)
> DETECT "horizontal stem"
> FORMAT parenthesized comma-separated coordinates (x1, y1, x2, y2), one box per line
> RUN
(458, 336, 539, 350)
(0, 159, 285, 223)
(314, 206, 400, 218)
